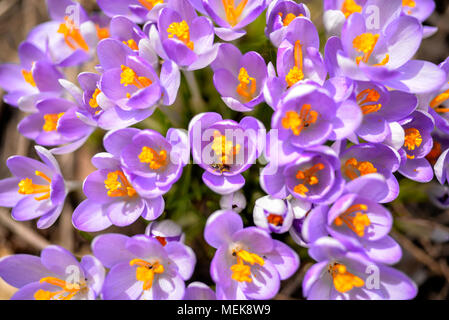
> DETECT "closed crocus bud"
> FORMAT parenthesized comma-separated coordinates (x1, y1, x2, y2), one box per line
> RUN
(220, 191, 247, 213)
(427, 183, 449, 209)
(253, 195, 294, 234)
(145, 219, 185, 246)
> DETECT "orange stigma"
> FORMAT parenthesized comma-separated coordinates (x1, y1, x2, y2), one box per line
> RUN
(139, 0, 163, 11)
(278, 12, 303, 26)
(57, 17, 89, 52)
(34, 277, 85, 300)
(104, 170, 137, 198)
(18, 171, 52, 201)
(353, 33, 389, 66)
(42, 113, 64, 132)
(294, 163, 325, 196)
(130, 259, 164, 291)
(230, 249, 264, 283)
(95, 24, 110, 40)
(211, 130, 241, 165)
(356, 88, 382, 114)
(334, 203, 370, 237)
(120, 65, 152, 91)
(123, 39, 139, 51)
(404, 128, 422, 151)
(343, 158, 377, 180)
(236, 67, 257, 102)
(430, 84, 449, 113)
(267, 214, 284, 226)
(282, 104, 319, 136)
(21, 69, 36, 87)
(167, 20, 194, 50)
(328, 263, 364, 293)
(341, 0, 362, 18)
(285, 40, 305, 87)
(222, 0, 248, 26)
(138, 146, 167, 170)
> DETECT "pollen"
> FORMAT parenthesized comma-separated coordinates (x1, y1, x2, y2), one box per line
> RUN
(120, 65, 152, 91)
(278, 12, 302, 26)
(356, 88, 382, 115)
(222, 0, 249, 26)
(89, 88, 101, 109)
(341, 0, 362, 18)
(130, 259, 164, 291)
(57, 17, 89, 52)
(42, 112, 64, 132)
(95, 24, 110, 40)
(236, 67, 257, 102)
(334, 204, 370, 237)
(104, 170, 137, 198)
(139, 0, 163, 11)
(282, 104, 319, 136)
(404, 128, 422, 151)
(211, 131, 241, 165)
(294, 163, 325, 196)
(167, 20, 194, 50)
(402, 0, 416, 7)
(18, 171, 52, 201)
(138, 146, 168, 170)
(267, 214, 284, 226)
(352, 33, 388, 66)
(21, 69, 36, 87)
(123, 39, 139, 51)
(343, 157, 377, 180)
(328, 263, 364, 293)
(230, 249, 265, 283)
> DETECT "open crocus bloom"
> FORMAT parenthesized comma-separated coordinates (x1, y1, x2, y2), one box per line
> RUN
(203, 0, 268, 41)
(205, 210, 299, 299)
(189, 112, 265, 195)
(253, 195, 294, 234)
(324, 1, 445, 94)
(92, 234, 195, 300)
(0, 146, 66, 229)
(0, 245, 104, 300)
(303, 237, 417, 300)
(265, 0, 311, 47)
(211, 43, 267, 112)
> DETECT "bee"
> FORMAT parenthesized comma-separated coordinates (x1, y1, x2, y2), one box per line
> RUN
(211, 163, 231, 173)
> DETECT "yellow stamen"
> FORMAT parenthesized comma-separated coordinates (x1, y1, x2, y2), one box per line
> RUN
(95, 25, 110, 40)
(404, 128, 422, 151)
(267, 214, 284, 226)
(282, 104, 319, 136)
(328, 263, 364, 293)
(167, 20, 194, 50)
(236, 67, 257, 102)
(430, 84, 449, 111)
(230, 249, 264, 283)
(57, 17, 89, 52)
(222, 0, 248, 26)
(211, 130, 241, 165)
(278, 12, 302, 26)
(402, 0, 416, 7)
(285, 40, 304, 87)
(21, 69, 36, 87)
(353, 33, 388, 66)
(341, 0, 362, 18)
(356, 88, 382, 115)
(104, 171, 137, 198)
(120, 65, 152, 90)
(89, 88, 101, 110)
(139, 0, 163, 11)
(18, 170, 52, 201)
(42, 113, 64, 132)
(34, 276, 83, 300)
(138, 146, 167, 170)
(343, 158, 377, 180)
(294, 163, 325, 196)
(130, 259, 164, 291)
(334, 204, 370, 237)
(123, 39, 139, 51)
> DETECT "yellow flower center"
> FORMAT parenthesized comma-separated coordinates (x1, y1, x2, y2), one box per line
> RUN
(138, 146, 168, 170)
(230, 249, 265, 283)
(278, 12, 302, 26)
(42, 112, 65, 132)
(356, 88, 382, 115)
(282, 104, 319, 136)
(285, 40, 304, 87)
(120, 65, 152, 91)
(430, 83, 449, 113)
(328, 263, 364, 293)
(57, 17, 89, 52)
(352, 33, 389, 66)
(95, 24, 110, 40)
(404, 128, 422, 151)
(294, 163, 325, 196)
(267, 214, 284, 226)
(167, 20, 194, 50)
(130, 259, 164, 291)
(343, 157, 377, 180)
(334, 204, 371, 237)
(21, 69, 36, 87)
(89, 88, 102, 115)
(18, 171, 52, 201)
(236, 67, 257, 102)
(402, 0, 416, 8)
(222, 0, 248, 26)
(139, 0, 163, 11)
(123, 39, 139, 51)
(34, 277, 86, 300)
(211, 130, 241, 165)
(341, 0, 362, 18)
(104, 170, 137, 198)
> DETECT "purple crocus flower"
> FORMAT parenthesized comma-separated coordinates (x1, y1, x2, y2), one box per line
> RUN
(28, 0, 99, 67)
(0, 146, 66, 229)
(397, 110, 435, 182)
(0, 245, 104, 300)
(98, 0, 169, 24)
(211, 43, 267, 112)
(339, 142, 401, 203)
(270, 83, 361, 149)
(92, 233, 196, 300)
(261, 146, 344, 205)
(97, 38, 180, 125)
(324, 0, 445, 94)
(184, 282, 216, 300)
(203, 0, 267, 41)
(145, 219, 185, 245)
(253, 195, 294, 234)
(401, 0, 437, 37)
(189, 112, 265, 195)
(303, 237, 417, 300)
(265, 0, 311, 47)
(150, 0, 219, 70)
(17, 96, 95, 155)
(205, 210, 299, 299)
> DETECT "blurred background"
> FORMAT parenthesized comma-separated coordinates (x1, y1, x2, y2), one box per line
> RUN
(0, 0, 449, 300)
